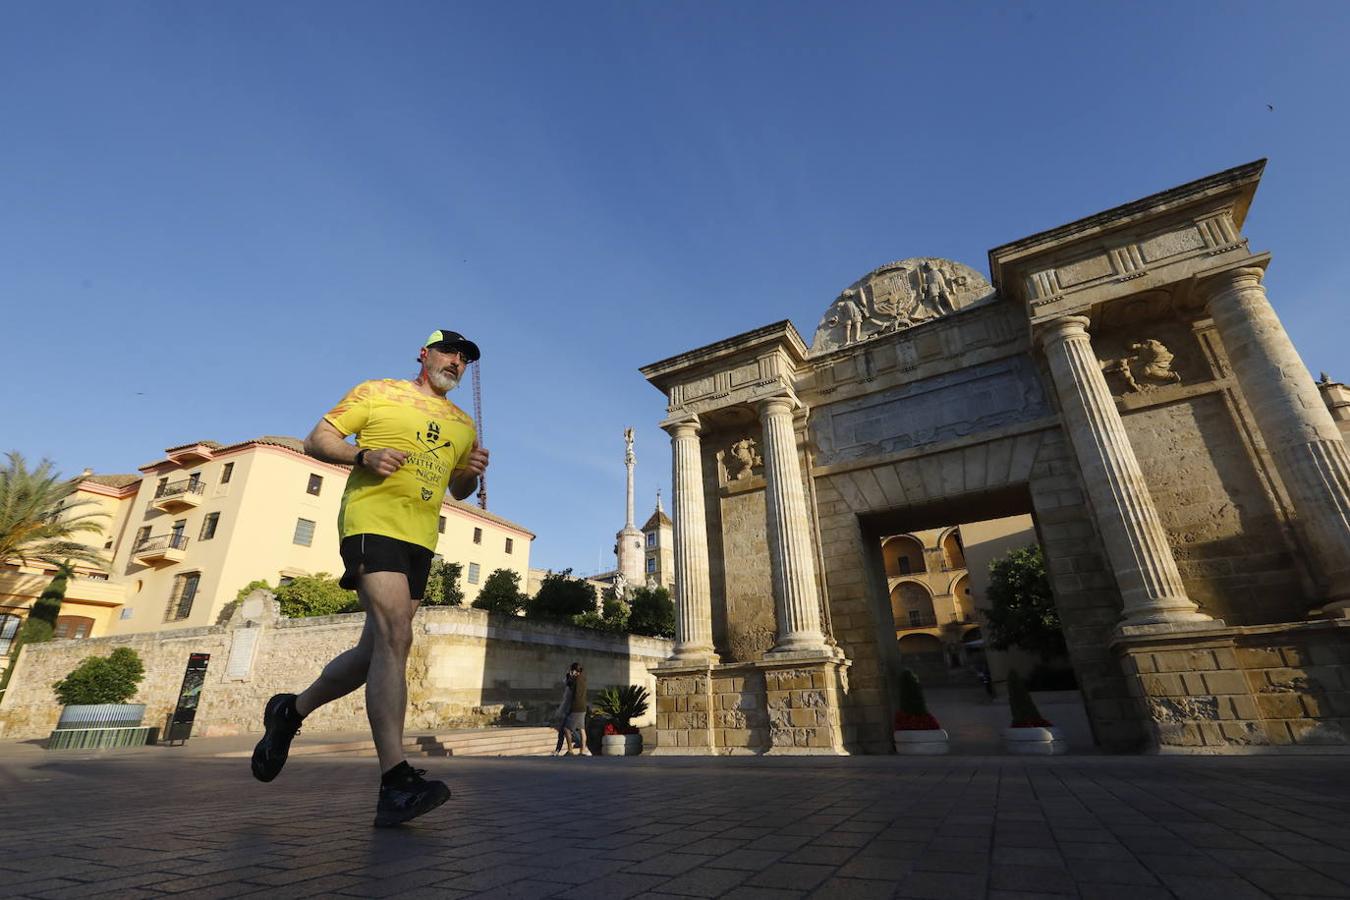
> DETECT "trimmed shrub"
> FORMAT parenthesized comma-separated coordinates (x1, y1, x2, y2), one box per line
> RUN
(53, 647, 145, 706)
(895, 668, 941, 731)
(1007, 669, 1053, 728)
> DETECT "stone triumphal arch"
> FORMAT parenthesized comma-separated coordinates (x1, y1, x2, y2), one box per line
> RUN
(641, 161, 1350, 753)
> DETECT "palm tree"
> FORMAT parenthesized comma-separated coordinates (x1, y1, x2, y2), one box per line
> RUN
(0, 451, 109, 570)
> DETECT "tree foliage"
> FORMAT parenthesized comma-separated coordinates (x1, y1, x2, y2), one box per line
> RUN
(472, 568, 525, 615)
(52, 647, 145, 706)
(528, 569, 596, 622)
(0, 451, 108, 570)
(897, 668, 931, 716)
(17, 561, 75, 647)
(574, 593, 630, 634)
(627, 586, 675, 638)
(422, 560, 464, 606)
(983, 545, 1066, 662)
(273, 573, 360, 618)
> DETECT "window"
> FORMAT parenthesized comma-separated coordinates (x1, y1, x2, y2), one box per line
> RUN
(468, 562, 481, 584)
(646, 532, 656, 548)
(54, 616, 95, 640)
(200, 512, 220, 541)
(0, 614, 20, 655)
(646, 557, 656, 573)
(221, 462, 234, 484)
(119, 608, 134, 620)
(908, 610, 924, 626)
(898, 557, 912, 575)
(307, 473, 323, 496)
(278, 575, 295, 586)
(505, 538, 514, 554)
(165, 572, 201, 621)
(439, 516, 446, 534)
(134, 526, 151, 549)
(293, 518, 316, 546)
(188, 471, 202, 489)
(473, 527, 482, 545)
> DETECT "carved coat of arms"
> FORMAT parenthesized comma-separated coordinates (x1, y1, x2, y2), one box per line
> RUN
(810, 257, 995, 356)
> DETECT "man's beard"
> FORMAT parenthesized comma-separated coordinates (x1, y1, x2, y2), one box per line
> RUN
(429, 370, 460, 393)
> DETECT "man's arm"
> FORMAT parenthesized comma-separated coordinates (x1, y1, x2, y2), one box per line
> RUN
(449, 441, 490, 501)
(304, 420, 407, 477)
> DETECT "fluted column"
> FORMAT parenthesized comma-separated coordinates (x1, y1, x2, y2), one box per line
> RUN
(662, 414, 716, 660)
(1039, 316, 1211, 629)
(758, 394, 830, 653)
(1199, 267, 1350, 607)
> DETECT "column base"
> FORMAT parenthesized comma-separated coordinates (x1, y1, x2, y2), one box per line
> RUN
(1113, 616, 1226, 640)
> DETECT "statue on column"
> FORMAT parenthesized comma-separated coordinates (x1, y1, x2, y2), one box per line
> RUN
(624, 427, 635, 465)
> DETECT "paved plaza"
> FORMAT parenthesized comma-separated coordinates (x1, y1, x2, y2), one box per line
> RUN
(3, 743, 1350, 900)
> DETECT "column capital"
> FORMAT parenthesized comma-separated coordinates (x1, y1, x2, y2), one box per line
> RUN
(660, 412, 702, 438)
(1035, 315, 1092, 350)
(1194, 264, 1268, 306)
(756, 391, 800, 417)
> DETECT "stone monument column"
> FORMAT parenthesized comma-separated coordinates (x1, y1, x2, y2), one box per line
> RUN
(757, 394, 830, 652)
(1199, 266, 1350, 607)
(1038, 316, 1212, 629)
(662, 415, 716, 660)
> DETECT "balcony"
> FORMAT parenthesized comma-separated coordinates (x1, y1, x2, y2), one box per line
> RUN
(132, 533, 189, 566)
(151, 479, 205, 513)
(900, 613, 938, 629)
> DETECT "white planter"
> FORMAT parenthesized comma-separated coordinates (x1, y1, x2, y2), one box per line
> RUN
(893, 728, 949, 755)
(1003, 726, 1068, 755)
(601, 733, 643, 756)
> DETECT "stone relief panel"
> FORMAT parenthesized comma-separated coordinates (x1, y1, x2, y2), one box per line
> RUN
(1091, 321, 1212, 398)
(812, 356, 1050, 467)
(810, 258, 995, 356)
(720, 435, 764, 484)
(718, 487, 778, 662)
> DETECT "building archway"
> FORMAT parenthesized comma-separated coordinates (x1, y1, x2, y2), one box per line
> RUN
(889, 580, 936, 629)
(881, 535, 925, 577)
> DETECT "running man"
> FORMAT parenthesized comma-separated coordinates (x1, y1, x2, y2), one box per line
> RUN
(251, 329, 488, 827)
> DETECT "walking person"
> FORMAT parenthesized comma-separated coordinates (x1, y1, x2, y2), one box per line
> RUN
(565, 662, 588, 755)
(551, 666, 577, 757)
(250, 329, 489, 827)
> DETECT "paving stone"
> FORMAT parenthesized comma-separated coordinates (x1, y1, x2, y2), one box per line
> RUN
(893, 870, 986, 900)
(809, 877, 900, 899)
(745, 862, 835, 891)
(989, 863, 1077, 894)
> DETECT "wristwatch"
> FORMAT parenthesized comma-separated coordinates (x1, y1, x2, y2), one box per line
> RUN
(355, 449, 369, 469)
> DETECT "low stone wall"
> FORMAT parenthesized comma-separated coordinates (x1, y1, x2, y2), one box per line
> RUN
(1117, 618, 1350, 751)
(0, 593, 671, 741)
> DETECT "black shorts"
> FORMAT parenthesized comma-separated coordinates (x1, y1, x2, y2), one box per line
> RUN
(338, 534, 435, 600)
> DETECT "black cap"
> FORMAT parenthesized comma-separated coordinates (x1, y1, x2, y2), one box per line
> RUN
(423, 329, 480, 362)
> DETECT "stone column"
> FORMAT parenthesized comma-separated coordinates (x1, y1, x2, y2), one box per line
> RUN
(662, 415, 716, 660)
(1039, 316, 1212, 629)
(758, 394, 830, 653)
(1199, 267, 1350, 607)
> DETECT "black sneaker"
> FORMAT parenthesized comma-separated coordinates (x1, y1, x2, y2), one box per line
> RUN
(373, 768, 451, 828)
(250, 693, 303, 783)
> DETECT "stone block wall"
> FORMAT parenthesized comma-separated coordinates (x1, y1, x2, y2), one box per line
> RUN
(0, 597, 671, 741)
(1118, 619, 1350, 750)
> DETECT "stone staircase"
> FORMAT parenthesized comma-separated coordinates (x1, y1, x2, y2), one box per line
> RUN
(218, 726, 560, 760)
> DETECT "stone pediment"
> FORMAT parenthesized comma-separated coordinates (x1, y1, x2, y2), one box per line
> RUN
(809, 258, 995, 357)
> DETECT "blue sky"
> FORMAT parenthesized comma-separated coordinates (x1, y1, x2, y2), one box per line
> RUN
(4, 2, 1348, 573)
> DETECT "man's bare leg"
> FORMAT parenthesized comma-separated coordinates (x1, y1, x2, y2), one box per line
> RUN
(358, 570, 417, 773)
(294, 616, 375, 717)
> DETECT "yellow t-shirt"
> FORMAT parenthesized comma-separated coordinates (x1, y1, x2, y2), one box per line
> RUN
(323, 379, 476, 551)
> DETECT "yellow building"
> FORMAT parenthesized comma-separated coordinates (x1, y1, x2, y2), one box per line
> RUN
(102, 436, 533, 633)
(0, 473, 139, 684)
(880, 527, 979, 684)
(641, 492, 674, 591)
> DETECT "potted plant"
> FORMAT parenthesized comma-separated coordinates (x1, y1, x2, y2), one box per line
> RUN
(1003, 669, 1067, 755)
(893, 669, 948, 755)
(594, 684, 649, 756)
(50, 647, 151, 748)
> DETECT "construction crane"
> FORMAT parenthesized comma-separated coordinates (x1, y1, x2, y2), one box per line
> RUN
(471, 360, 487, 510)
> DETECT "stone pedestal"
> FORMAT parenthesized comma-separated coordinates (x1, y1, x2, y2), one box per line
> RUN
(1114, 618, 1350, 751)
(1200, 265, 1350, 611)
(662, 415, 717, 661)
(651, 654, 850, 755)
(1039, 316, 1213, 631)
